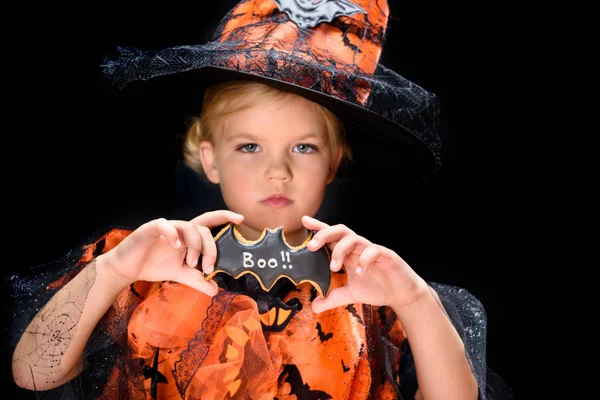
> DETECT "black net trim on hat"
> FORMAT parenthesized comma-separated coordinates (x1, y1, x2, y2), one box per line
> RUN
(100, 39, 442, 168)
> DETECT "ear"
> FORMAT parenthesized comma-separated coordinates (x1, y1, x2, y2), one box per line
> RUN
(199, 141, 220, 184)
(326, 147, 343, 184)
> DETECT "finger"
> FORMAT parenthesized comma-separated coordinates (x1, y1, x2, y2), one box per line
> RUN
(311, 284, 355, 314)
(191, 210, 244, 228)
(415, 389, 424, 400)
(307, 224, 354, 252)
(197, 226, 217, 274)
(302, 216, 335, 251)
(330, 234, 369, 272)
(144, 218, 181, 248)
(173, 267, 219, 296)
(170, 221, 204, 268)
(356, 244, 383, 275)
(302, 215, 329, 231)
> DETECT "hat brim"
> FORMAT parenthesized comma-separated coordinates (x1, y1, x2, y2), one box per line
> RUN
(104, 64, 440, 178)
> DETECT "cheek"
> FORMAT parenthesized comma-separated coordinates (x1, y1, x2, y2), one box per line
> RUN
(217, 152, 254, 180)
(294, 164, 331, 201)
(296, 156, 331, 180)
(221, 164, 254, 189)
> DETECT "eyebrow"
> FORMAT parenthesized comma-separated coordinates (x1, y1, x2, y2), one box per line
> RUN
(225, 132, 323, 141)
(295, 133, 322, 141)
(224, 132, 260, 141)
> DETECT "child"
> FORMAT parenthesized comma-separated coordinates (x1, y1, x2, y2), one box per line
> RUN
(10, 0, 513, 399)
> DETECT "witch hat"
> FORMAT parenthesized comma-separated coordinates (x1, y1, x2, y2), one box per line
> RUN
(101, 0, 441, 176)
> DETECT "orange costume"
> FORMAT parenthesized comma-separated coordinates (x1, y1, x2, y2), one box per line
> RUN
(54, 228, 412, 399)
(9, 224, 501, 399)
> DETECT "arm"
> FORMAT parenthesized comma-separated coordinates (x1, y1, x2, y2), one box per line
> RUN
(12, 254, 131, 391)
(302, 216, 480, 400)
(391, 286, 479, 400)
(12, 211, 244, 392)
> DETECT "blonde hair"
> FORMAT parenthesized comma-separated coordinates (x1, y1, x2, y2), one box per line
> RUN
(182, 80, 352, 175)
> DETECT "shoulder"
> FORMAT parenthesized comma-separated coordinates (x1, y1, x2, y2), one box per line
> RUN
(427, 282, 486, 318)
(427, 282, 490, 397)
(426, 281, 488, 355)
(79, 227, 133, 262)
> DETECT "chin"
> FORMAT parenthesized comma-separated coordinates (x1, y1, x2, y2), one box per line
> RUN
(262, 217, 304, 233)
(265, 220, 297, 232)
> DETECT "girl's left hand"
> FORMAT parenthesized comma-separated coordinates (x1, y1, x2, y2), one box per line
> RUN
(302, 215, 430, 314)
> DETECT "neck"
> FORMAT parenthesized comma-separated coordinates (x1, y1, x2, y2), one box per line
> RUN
(281, 228, 310, 247)
(235, 224, 309, 247)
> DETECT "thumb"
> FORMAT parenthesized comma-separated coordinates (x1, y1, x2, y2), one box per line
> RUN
(311, 285, 354, 314)
(173, 267, 219, 296)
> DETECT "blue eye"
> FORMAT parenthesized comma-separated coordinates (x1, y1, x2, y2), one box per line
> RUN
(239, 144, 260, 152)
(293, 144, 316, 153)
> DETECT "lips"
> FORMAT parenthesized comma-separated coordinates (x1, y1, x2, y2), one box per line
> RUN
(261, 194, 293, 208)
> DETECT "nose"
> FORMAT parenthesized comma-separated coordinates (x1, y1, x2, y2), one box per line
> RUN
(264, 153, 292, 182)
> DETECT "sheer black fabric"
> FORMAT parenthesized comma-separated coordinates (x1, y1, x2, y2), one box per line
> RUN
(8, 230, 514, 399)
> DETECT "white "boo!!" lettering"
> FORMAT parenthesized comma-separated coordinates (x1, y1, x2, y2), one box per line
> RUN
(243, 251, 294, 269)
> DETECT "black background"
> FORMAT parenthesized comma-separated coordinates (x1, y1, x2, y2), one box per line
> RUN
(5, 0, 519, 397)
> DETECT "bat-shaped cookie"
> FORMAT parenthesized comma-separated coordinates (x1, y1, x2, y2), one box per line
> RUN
(204, 223, 332, 297)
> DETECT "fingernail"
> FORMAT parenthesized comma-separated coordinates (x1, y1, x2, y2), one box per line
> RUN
(330, 259, 337, 271)
(308, 239, 316, 247)
(174, 239, 182, 248)
(356, 266, 363, 275)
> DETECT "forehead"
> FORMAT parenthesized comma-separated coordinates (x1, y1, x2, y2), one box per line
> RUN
(220, 94, 328, 138)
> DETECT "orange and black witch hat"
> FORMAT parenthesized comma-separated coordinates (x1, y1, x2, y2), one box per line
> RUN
(102, 0, 441, 175)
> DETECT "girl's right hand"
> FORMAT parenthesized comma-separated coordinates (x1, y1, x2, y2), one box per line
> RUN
(102, 210, 244, 296)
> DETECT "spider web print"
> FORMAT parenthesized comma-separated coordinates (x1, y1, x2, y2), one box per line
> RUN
(12, 260, 97, 391)
(9, 231, 151, 400)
